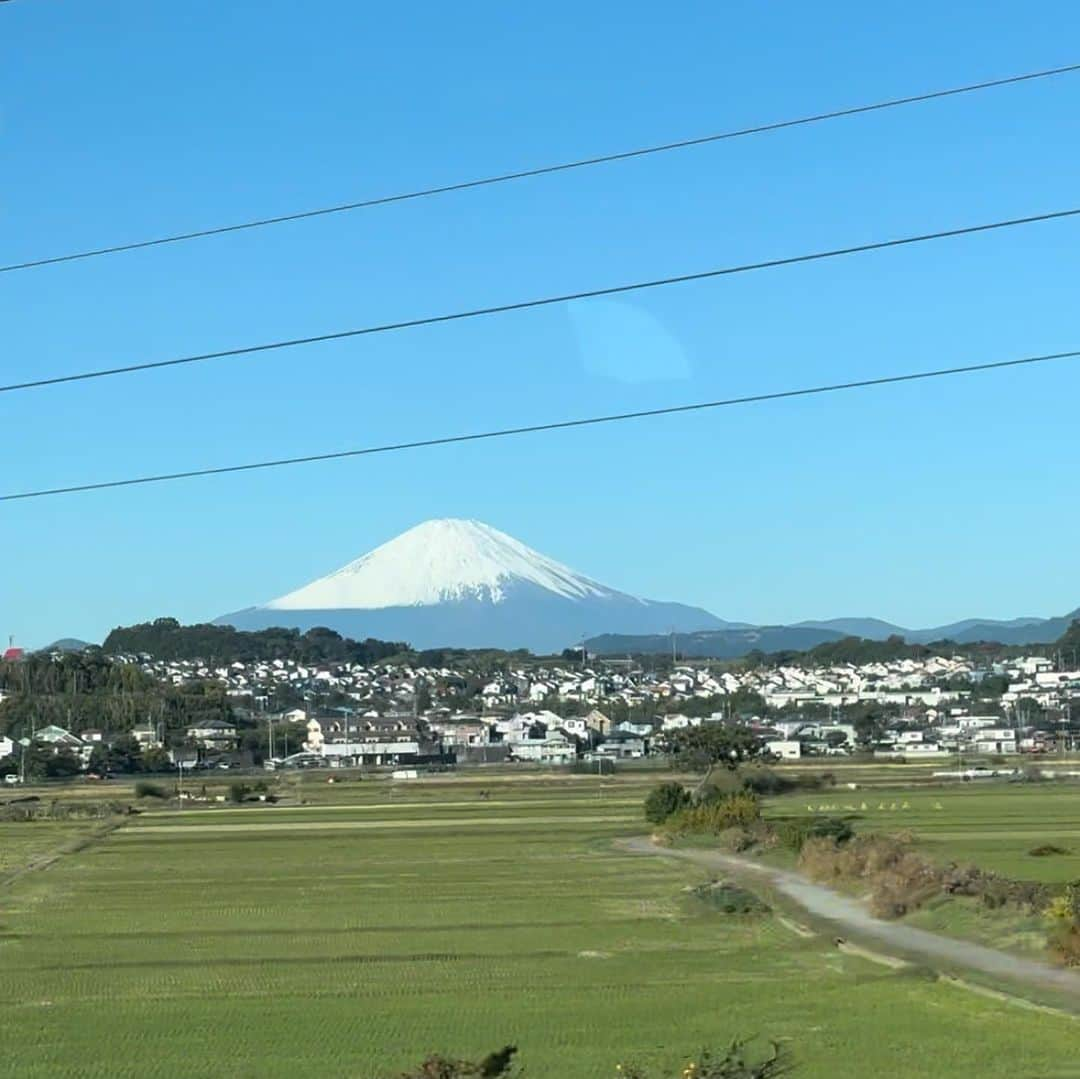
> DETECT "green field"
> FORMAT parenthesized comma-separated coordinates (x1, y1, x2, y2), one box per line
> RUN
(768, 782, 1080, 882)
(2, 775, 1079, 1078)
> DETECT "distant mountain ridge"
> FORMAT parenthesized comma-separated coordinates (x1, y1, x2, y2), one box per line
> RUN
(587, 607, 1080, 658)
(791, 611, 1080, 646)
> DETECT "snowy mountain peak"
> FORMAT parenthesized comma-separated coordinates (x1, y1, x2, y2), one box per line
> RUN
(264, 519, 611, 611)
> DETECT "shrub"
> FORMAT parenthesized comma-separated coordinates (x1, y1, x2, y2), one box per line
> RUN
(808, 816, 854, 844)
(1046, 884, 1080, 966)
(942, 864, 1050, 912)
(799, 834, 944, 919)
(662, 793, 762, 837)
(133, 780, 168, 800)
(694, 771, 744, 804)
(1049, 923, 1080, 966)
(398, 1046, 517, 1078)
(228, 782, 249, 804)
(1067, 880, 1080, 922)
(774, 816, 853, 854)
(774, 819, 815, 853)
(691, 880, 770, 915)
(644, 782, 691, 824)
(740, 768, 797, 796)
(618, 1038, 791, 1079)
(717, 827, 760, 854)
(1030, 844, 1070, 857)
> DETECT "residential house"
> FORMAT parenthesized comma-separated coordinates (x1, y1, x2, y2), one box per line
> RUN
(509, 728, 577, 765)
(184, 719, 239, 750)
(131, 722, 163, 749)
(592, 731, 647, 759)
(973, 728, 1018, 755)
(34, 725, 84, 750)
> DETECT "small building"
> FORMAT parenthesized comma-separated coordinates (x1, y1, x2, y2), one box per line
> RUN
(34, 725, 84, 750)
(593, 732, 647, 759)
(766, 740, 802, 760)
(184, 720, 239, 749)
(131, 722, 163, 749)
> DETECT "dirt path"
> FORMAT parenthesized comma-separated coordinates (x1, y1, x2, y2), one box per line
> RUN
(619, 836, 1080, 1000)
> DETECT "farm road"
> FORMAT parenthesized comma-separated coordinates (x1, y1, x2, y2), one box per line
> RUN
(619, 836, 1080, 1001)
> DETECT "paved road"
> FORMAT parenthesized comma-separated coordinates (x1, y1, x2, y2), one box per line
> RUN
(619, 836, 1080, 999)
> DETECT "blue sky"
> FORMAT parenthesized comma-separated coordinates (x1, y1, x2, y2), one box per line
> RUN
(3, 1, 1080, 647)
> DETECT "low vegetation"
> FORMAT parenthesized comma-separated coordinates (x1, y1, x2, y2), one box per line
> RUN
(399, 1045, 517, 1078)
(398, 1040, 789, 1079)
(660, 794, 763, 838)
(1045, 882, 1080, 966)
(617, 1039, 792, 1079)
(644, 781, 691, 824)
(798, 831, 1054, 921)
(691, 880, 770, 915)
(4, 775, 1080, 1077)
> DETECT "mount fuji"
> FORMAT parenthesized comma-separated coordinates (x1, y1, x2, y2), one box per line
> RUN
(216, 519, 730, 652)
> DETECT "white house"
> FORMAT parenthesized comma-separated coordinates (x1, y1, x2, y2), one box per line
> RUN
(510, 729, 576, 765)
(34, 725, 83, 749)
(131, 722, 163, 749)
(661, 714, 702, 731)
(184, 720, 238, 749)
(973, 729, 1018, 755)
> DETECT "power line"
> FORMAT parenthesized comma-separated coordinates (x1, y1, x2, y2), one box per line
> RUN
(4, 346, 1077, 503)
(4, 62, 1079, 276)
(4, 205, 1079, 397)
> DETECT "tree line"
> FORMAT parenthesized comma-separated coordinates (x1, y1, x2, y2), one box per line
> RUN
(102, 618, 408, 666)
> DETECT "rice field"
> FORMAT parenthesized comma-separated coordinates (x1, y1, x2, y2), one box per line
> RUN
(768, 782, 1080, 882)
(1, 774, 1079, 1078)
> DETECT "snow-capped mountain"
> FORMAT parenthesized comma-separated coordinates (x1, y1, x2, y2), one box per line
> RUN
(217, 518, 728, 652)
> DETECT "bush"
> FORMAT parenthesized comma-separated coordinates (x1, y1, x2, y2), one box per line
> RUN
(1046, 882, 1080, 966)
(1049, 923, 1080, 966)
(618, 1038, 790, 1079)
(774, 816, 854, 854)
(133, 780, 168, 800)
(228, 781, 249, 804)
(740, 767, 797, 796)
(644, 782, 691, 824)
(799, 834, 944, 919)
(693, 771, 744, 804)
(808, 816, 854, 844)
(942, 864, 1050, 913)
(398, 1046, 517, 1078)
(691, 880, 770, 915)
(774, 819, 814, 853)
(662, 793, 762, 837)
(1030, 844, 1070, 857)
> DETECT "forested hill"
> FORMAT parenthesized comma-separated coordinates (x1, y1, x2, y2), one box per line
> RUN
(103, 618, 408, 666)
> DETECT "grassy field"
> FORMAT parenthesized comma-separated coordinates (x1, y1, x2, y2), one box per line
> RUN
(2, 774, 1080, 1078)
(767, 781, 1080, 882)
